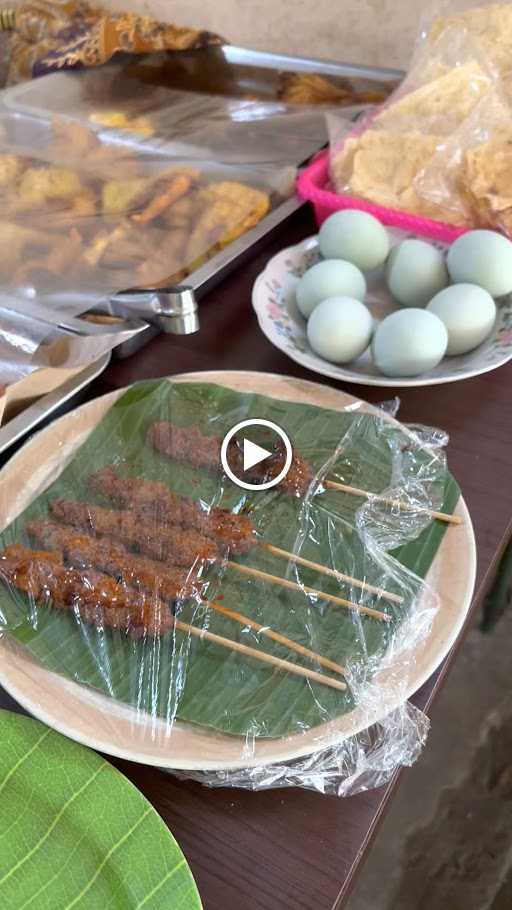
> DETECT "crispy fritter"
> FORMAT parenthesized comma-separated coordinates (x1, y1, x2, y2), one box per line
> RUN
(186, 181, 270, 261)
(18, 167, 83, 206)
(0, 154, 24, 186)
(102, 178, 148, 215)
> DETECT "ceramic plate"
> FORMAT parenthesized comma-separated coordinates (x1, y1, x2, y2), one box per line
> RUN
(0, 709, 202, 909)
(252, 234, 512, 387)
(0, 371, 476, 770)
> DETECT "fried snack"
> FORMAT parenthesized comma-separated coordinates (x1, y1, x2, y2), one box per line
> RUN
(186, 181, 270, 262)
(89, 111, 154, 138)
(18, 167, 83, 207)
(51, 120, 100, 159)
(0, 221, 55, 265)
(278, 72, 388, 106)
(0, 155, 24, 187)
(102, 178, 148, 215)
(374, 62, 491, 135)
(12, 228, 84, 285)
(0, 544, 173, 637)
(83, 222, 128, 267)
(89, 466, 257, 554)
(132, 172, 195, 225)
(0, 117, 273, 291)
(333, 130, 441, 212)
(460, 125, 512, 231)
(161, 192, 201, 228)
(27, 519, 201, 602)
(429, 4, 512, 85)
(50, 499, 219, 566)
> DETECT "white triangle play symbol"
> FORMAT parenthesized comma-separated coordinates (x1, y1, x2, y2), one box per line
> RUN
(243, 438, 272, 472)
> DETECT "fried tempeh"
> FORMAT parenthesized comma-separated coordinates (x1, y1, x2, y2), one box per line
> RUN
(27, 520, 201, 602)
(147, 421, 316, 498)
(0, 544, 173, 636)
(50, 499, 218, 565)
(89, 466, 257, 553)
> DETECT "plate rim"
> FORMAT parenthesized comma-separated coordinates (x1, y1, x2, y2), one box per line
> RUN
(252, 237, 512, 388)
(0, 370, 477, 770)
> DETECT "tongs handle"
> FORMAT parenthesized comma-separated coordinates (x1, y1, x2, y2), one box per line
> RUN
(110, 285, 199, 335)
(0, 297, 147, 338)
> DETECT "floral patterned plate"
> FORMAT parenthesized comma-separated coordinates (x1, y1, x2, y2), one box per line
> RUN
(252, 232, 512, 387)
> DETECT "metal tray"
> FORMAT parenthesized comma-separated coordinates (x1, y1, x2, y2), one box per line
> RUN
(0, 353, 110, 461)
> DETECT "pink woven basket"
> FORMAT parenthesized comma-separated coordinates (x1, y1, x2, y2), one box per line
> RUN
(296, 149, 469, 245)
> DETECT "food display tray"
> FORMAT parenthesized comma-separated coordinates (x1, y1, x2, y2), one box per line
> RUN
(4, 50, 402, 301)
(0, 353, 110, 462)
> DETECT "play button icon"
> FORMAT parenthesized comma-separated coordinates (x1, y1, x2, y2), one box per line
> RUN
(221, 418, 293, 491)
(243, 439, 273, 472)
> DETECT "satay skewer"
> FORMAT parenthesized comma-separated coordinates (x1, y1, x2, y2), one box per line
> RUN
(89, 468, 403, 605)
(50, 500, 390, 622)
(324, 480, 462, 526)
(224, 561, 390, 622)
(1, 544, 346, 692)
(27, 521, 346, 676)
(174, 618, 346, 691)
(146, 421, 462, 528)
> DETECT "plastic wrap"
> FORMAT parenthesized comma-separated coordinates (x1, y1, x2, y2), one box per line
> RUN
(0, 378, 463, 795)
(327, 5, 512, 232)
(0, 104, 292, 299)
(414, 87, 512, 234)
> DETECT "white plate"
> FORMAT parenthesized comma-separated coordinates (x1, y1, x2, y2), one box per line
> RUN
(252, 234, 512, 387)
(0, 371, 476, 770)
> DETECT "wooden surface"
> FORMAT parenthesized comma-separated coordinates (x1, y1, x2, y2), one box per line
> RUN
(2, 206, 512, 909)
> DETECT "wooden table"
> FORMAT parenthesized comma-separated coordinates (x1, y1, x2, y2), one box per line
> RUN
(2, 206, 512, 909)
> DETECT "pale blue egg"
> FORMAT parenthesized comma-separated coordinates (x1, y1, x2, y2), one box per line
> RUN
(296, 259, 366, 318)
(318, 210, 390, 271)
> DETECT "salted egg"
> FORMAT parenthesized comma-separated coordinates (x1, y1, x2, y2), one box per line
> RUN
(318, 210, 390, 271)
(447, 229, 512, 297)
(372, 308, 448, 377)
(296, 259, 366, 318)
(307, 296, 373, 363)
(426, 283, 496, 355)
(386, 239, 448, 307)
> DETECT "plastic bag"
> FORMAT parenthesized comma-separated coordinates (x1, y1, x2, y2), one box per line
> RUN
(328, 12, 501, 225)
(414, 86, 512, 231)
(419, 0, 512, 96)
(0, 378, 462, 794)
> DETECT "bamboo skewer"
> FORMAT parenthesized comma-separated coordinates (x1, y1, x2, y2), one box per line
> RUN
(225, 560, 390, 622)
(261, 542, 403, 604)
(174, 615, 346, 691)
(324, 480, 462, 526)
(204, 599, 346, 676)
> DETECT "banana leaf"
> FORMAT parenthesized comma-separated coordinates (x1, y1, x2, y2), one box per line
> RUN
(0, 380, 460, 739)
(0, 710, 201, 909)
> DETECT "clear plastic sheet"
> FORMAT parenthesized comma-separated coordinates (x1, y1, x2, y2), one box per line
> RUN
(328, 14, 501, 224)
(415, 86, 512, 234)
(3, 62, 347, 167)
(0, 379, 461, 794)
(0, 104, 292, 297)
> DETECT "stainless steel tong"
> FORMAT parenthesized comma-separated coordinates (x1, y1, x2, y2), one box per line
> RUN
(0, 285, 200, 341)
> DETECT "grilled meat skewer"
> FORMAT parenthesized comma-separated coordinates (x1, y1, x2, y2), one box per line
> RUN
(89, 466, 256, 553)
(50, 499, 217, 566)
(27, 520, 202, 602)
(147, 421, 315, 497)
(0, 544, 173, 636)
